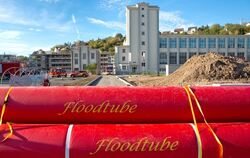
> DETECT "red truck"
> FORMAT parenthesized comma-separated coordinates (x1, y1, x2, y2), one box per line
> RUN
(0, 62, 20, 78)
(49, 68, 67, 77)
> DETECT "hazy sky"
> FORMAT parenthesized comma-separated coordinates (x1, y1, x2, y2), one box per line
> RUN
(0, 0, 250, 56)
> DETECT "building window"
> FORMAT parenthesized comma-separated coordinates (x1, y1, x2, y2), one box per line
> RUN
(218, 52, 225, 56)
(237, 52, 245, 58)
(199, 38, 206, 48)
(248, 38, 250, 48)
(228, 38, 235, 48)
(159, 52, 167, 64)
(142, 22, 145, 26)
(179, 52, 187, 64)
(74, 53, 78, 58)
(179, 38, 187, 48)
(142, 62, 145, 67)
(141, 7, 144, 10)
(122, 56, 126, 61)
(208, 38, 216, 48)
(199, 52, 206, 55)
(142, 14, 144, 17)
(169, 38, 177, 48)
(189, 38, 196, 48)
(189, 52, 196, 58)
(160, 68, 166, 72)
(142, 31, 145, 35)
(218, 38, 225, 48)
(122, 65, 126, 70)
(169, 52, 177, 64)
(160, 38, 167, 48)
(122, 49, 126, 53)
(82, 53, 86, 59)
(238, 38, 245, 48)
(83, 64, 86, 70)
(142, 41, 145, 45)
(91, 53, 95, 59)
(228, 52, 235, 57)
(74, 59, 78, 65)
(142, 51, 146, 57)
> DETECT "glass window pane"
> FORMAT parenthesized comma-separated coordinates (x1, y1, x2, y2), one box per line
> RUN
(179, 52, 187, 64)
(169, 38, 177, 48)
(199, 38, 206, 48)
(218, 38, 225, 48)
(179, 38, 187, 48)
(208, 38, 216, 48)
(160, 38, 167, 48)
(228, 38, 235, 48)
(189, 38, 196, 48)
(169, 52, 177, 64)
(238, 38, 245, 48)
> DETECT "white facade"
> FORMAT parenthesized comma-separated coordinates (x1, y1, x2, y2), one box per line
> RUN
(116, 2, 159, 74)
(115, 2, 250, 74)
(71, 45, 99, 71)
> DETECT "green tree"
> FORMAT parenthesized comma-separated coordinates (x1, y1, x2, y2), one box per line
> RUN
(210, 24, 221, 35)
(86, 64, 97, 74)
(17, 56, 29, 63)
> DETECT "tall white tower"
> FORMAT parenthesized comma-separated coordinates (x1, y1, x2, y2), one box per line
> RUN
(125, 2, 159, 73)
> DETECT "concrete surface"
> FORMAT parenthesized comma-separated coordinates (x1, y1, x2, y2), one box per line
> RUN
(93, 75, 128, 86)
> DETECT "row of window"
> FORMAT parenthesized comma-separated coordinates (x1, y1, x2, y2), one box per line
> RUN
(159, 52, 246, 65)
(160, 37, 250, 49)
(51, 64, 71, 67)
(74, 53, 95, 60)
(51, 59, 71, 62)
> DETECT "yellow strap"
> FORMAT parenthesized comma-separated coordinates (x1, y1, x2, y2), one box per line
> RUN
(0, 87, 14, 142)
(0, 87, 13, 125)
(185, 86, 223, 158)
(184, 86, 223, 158)
(1, 122, 13, 143)
(183, 86, 202, 158)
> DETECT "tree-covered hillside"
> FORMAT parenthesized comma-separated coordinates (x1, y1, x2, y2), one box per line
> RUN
(195, 24, 250, 35)
(48, 33, 125, 56)
(86, 33, 125, 55)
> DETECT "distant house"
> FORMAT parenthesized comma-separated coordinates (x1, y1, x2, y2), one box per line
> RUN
(174, 28, 184, 34)
(188, 27, 197, 34)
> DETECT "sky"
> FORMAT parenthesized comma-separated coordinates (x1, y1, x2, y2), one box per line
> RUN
(0, 0, 250, 56)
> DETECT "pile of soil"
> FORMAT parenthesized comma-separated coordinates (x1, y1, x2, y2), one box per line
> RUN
(164, 52, 250, 85)
(125, 53, 250, 86)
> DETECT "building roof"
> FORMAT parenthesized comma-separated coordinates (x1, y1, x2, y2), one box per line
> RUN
(174, 28, 184, 32)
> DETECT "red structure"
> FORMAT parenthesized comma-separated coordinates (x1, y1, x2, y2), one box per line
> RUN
(0, 86, 250, 123)
(0, 123, 249, 158)
(0, 86, 250, 158)
(0, 62, 20, 76)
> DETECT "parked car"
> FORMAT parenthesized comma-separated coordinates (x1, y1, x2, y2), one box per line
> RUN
(68, 71, 89, 78)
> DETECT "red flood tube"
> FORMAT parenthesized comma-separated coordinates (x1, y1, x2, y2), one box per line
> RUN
(0, 123, 250, 158)
(0, 124, 68, 158)
(0, 86, 250, 123)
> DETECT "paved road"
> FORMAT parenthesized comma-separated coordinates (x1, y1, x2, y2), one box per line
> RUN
(94, 75, 128, 86)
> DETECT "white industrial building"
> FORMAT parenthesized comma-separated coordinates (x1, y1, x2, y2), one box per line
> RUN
(115, 2, 159, 74)
(115, 2, 250, 74)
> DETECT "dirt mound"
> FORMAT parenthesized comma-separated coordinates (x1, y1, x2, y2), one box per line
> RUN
(164, 52, 250, 85)
(125, 53, 250, 86)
